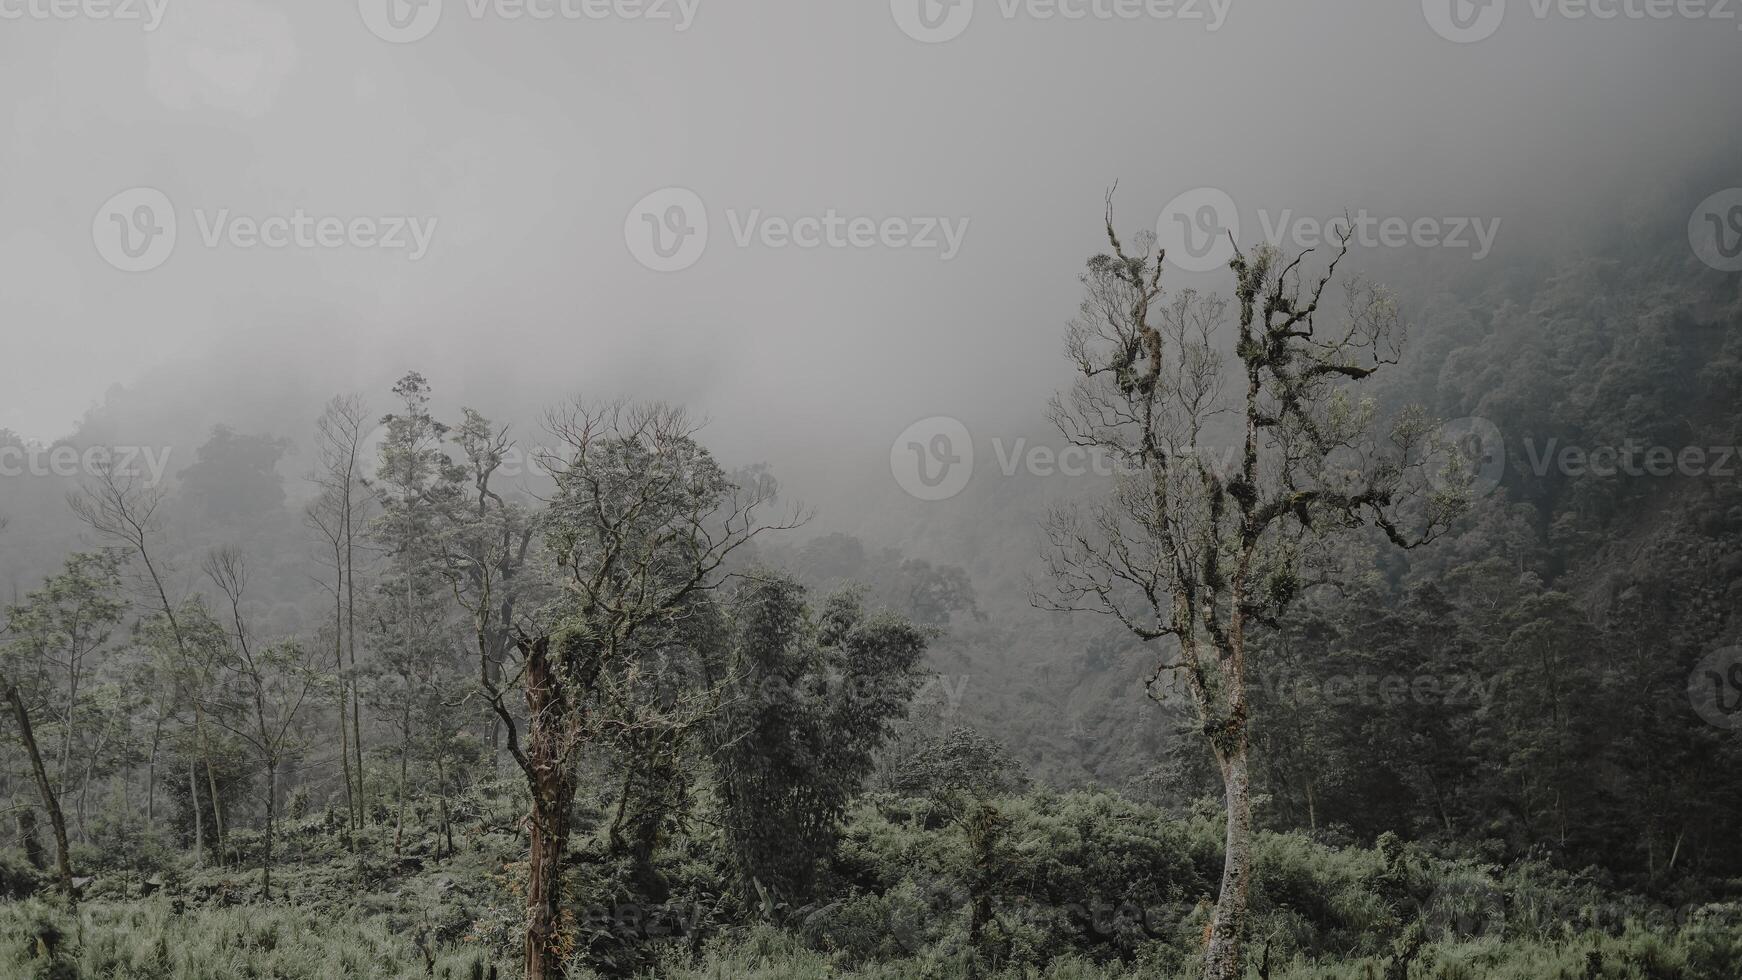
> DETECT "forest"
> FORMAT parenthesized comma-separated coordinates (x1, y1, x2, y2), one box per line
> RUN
(6, 3, 1742, 979)
(2, 173, 1741, 980)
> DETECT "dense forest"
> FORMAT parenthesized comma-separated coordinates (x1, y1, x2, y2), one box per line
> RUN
(1, 169, 1740, 980)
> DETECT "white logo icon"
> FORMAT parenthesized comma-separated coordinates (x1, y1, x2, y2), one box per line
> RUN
(891, 0, 974, 43)
(625, 188, 709, 272)
(93, 187, 177, 273)
(1422, 0, 1506, 43)
(359, 0, 444, 43)
(1426, 416, 1506, 499)
(1156, 187, 1238, 274)
(1689, 189, 1742, 273)
(892, 417, 973, 501)
(1689, 647, 1742, 731)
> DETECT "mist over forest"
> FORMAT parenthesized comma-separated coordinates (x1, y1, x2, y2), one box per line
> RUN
(3, 3, 1742, 979)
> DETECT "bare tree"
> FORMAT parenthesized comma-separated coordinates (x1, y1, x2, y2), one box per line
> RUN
(71, 461, 230, 864)
(307, 394, 371, 835)
(1036, 199, 1466, 980)
(203, 546, 321, 899)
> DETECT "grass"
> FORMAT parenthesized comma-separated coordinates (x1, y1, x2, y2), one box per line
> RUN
(0, 897, 516, 980)
(1, 792, 1738, 979)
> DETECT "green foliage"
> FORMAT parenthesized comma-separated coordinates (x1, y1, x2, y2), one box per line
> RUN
(707, 575, 930, 908)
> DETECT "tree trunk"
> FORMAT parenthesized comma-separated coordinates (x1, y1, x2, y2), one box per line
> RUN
(394, 703, 410, 858)
(6, 684, 74, 899)
(1203, 735, 1253, 980)
(333, 561, 356, 840)
(439, 792, 452, 860)
(17, 805, 44, 870)
(522, 635, 580, 980)
(433, 755, 452, 860)
(190, 758, 204, 866)
(262, 761, 277, 898)
(195, 706, 226, 863)
(525, 784, 575, 980)
(146, 717, 162, 830)
(206, 750, 226, 862)
(345, 499, 365, 828)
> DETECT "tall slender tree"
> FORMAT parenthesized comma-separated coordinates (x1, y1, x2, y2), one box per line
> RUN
(307, 394, 372, 834)
(202, 546, 322, 898)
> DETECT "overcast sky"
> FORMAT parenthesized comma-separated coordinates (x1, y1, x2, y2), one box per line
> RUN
(3, 0, 1740, 512)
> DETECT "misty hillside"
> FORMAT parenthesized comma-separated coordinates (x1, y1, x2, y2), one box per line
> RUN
(5, 5, 1742, 980)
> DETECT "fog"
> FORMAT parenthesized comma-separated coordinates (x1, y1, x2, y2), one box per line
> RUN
(4, 0, 1741, 538)
(5, 8, 1742, 974)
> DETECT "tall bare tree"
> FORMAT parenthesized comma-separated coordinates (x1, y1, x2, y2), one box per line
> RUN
(72, 461, 231, 864)
(203, 546, 321, 898)
(1037, 201, 1466, 980)
(307, 394, 371, 834)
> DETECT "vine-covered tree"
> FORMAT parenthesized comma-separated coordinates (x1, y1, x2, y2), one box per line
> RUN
(481, 400, 801, 980)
